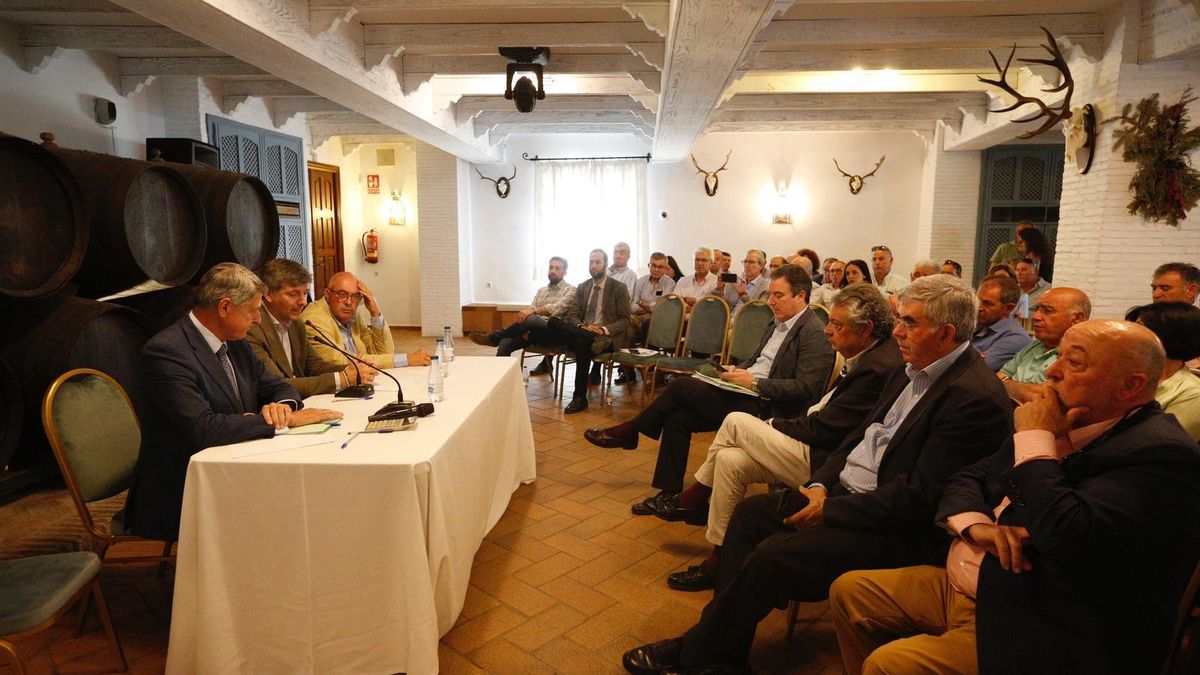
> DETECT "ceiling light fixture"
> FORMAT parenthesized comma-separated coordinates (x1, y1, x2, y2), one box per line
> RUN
(499, 47, 549, 113)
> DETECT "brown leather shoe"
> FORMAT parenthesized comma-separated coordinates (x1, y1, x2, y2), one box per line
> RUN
(585, 425, 638, 449)
(469, 332, 497, 347)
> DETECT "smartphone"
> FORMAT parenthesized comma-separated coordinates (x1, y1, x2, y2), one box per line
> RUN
(775, 488, 810, 519)
(655, 290, 663, 296)
(720, 273, 739, 283)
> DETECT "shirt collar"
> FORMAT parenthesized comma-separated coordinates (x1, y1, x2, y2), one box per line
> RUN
(776, 307, 806, 332)
(843, 339, 879, 372)
(188, 311, 225, 354)
(979, 314, 1021, 336)
(590, 276, 607, 290)
(325, 298, 353, 329)
(264, 305, 289, 331)
(906, 340, 970, 382)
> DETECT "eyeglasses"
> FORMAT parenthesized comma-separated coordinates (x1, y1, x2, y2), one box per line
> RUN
(694, 257, 710, 262)
(328, 289, 363, 303)
(742, 259, 762, 265)
(870, 245, 891, 253)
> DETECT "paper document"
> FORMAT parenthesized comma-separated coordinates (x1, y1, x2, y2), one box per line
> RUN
(691, 371, 760, 397)
(281, 423, 333, 435)
(231, 437, 335, 459)
(620, 348, 659, 356)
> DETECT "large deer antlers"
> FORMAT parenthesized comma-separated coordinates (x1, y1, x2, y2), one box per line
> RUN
(833, 156, 885, 195)
(475, 164, 516, 199)
(977, 26, 1074, 139)
(691, 150, 731, 196)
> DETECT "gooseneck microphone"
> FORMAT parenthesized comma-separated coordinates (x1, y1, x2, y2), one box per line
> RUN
(368, 402, 434, 423)
(304, 321, 424, 418)
(303, 320, 374, 398)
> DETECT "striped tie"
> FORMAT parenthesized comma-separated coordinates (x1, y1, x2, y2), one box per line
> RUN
(216, 343, 241, 403)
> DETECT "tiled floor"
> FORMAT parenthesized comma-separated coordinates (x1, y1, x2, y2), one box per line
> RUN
(0, 329, 842, 674)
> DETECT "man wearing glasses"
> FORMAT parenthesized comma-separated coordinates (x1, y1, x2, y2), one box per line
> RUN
(300, 271, 431, 369)
(675, 247, 718, 307)
(714, 249, 770, 313)
(870, 245, 907, 296)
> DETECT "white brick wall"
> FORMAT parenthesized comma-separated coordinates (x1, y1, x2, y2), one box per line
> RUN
(416, 144, 463, 336)
(918, 125, 983, 280)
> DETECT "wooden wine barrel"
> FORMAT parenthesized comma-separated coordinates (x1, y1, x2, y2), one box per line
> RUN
(109, 283, 197, 335)
(0, 357, 21, 472)
(0, 133, 88, 301)
(0, 294, 150, 470)
(149, 155, 280, 277)
(39, 133, 207, 299)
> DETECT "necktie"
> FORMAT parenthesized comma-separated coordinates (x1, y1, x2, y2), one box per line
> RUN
(832, 363, 849, 390)
(216, 343, 241, 403)
(586, 284, 601, 325)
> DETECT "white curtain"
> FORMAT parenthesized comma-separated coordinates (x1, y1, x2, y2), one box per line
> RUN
(532, 159, 648, 281)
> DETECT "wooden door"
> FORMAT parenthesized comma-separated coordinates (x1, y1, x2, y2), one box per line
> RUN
(307, 162, 343, 293)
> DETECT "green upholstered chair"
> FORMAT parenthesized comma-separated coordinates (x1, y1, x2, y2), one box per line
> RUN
(809, 303, 830, 324)
(42, 368, 174, 563)
(0, 551, 126, 673)
(724, 301, 774, 366)
(612, 294, 686, 399)
(650, 296, 731, 397)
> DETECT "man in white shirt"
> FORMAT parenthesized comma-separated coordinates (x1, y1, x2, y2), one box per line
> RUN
(870, 245, 907, 296)
(713, 249, 770, 313)
(608, 241, 638, 295)
(675, 246, 718, 307)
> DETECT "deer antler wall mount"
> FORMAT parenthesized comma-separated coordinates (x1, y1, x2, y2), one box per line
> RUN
(833, 156, 886, 194)
(978, 26, 1097, 174)
(475, 165, 516, 198)
(690, 151, 731, 196)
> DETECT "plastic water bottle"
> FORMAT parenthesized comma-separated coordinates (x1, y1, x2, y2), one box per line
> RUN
(435, 339, 449, 377)
(522, 363, 530, 386)
(442, 326, 455, 361)
(427, 355, 444, 402)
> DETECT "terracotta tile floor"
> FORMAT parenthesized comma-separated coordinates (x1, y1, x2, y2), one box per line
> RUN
(0, 329, 843, 674)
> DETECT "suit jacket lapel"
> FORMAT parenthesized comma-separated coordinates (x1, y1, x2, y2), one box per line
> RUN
(182, 318, 243, 411)
(259, 314, 294, 377)
(287, 322, 307, 375)
(881, 347, 974, 456)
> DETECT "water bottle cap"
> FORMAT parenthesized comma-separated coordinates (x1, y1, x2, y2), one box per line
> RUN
(431, 355, 439, 360)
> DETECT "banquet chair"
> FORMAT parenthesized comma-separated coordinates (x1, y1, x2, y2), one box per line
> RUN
(0, 551, 127, 674)
(611, 294, 686, 400)
(648, 296, 731, 398)
(42, 368, 175, 564)
(808, 303, 830, 324)
(723, 301, 774, 366)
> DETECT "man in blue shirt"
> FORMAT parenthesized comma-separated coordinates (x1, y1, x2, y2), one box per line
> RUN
(970, 274, 1031, 371)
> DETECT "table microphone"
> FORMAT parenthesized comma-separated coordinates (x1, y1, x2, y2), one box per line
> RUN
(303, 320, 392, 399)
(304, 321, 418, 419)
(368, 402, 434, 422)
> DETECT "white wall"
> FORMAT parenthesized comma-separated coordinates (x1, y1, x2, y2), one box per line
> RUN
(0, 21, 164, 157)
(467, 130, 927, 304)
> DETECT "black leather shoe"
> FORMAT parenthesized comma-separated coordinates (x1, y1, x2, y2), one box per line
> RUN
(529, 360, 552, 376)
(622, 638, 682, 674)
(585, 425, 638, 450)
(650, 494, 709, 526)
(469, 332, 497, 347)
(564, 397, 588, 414)
(631, 490, 677, 516)
(667, 565, 717, 592)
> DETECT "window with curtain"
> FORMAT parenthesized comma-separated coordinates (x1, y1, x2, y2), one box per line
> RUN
(532, 159, 648, 281)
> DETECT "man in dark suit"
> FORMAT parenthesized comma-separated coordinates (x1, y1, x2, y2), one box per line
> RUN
(545, 248, 632, 414)
(621, 274, 1012, 674)
(660, 284, 904, 592)
(830, 319, 1200, 675)
(586, 264, 836, 511)
(245, 259, 374, 398)
(126, 263, 342, 542)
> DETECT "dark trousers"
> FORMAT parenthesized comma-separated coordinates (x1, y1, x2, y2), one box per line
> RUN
(544, 319, 602, 399)
(677, 492, 902, 668)
(635, 377, 765, 493)
(492, 314, 552, 356)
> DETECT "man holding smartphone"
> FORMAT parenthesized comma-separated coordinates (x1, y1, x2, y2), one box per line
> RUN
(713, 249, 770, 314)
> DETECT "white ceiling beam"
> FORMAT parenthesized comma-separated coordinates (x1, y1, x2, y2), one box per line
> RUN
(272, 96, 349, 127)
(488, 122, 652, 141)
(720, 91, 989, 111)
(363, 22, 662, 51)
(1139, 0, 1200, 62)
(108, 0, 498, 163)
(747, 47, 1047, 72)
(761, 14, 1102, 47)
(475, 109, 652, 128)
(338, 134, 415, 154)
(454, 93, 650, 125)
(312, 0, 628, 8)
(19, 24, 220, 71)
(623, 1, 670, 38)
(704, 119, 935, 133)
(714, 108, 960, 123)
(404, 52, 660, 76)
(0, 0, 128, 9)
(118, 56, 265, 95)
(220, 78, 311, 97)
(652, 0, 779, 161)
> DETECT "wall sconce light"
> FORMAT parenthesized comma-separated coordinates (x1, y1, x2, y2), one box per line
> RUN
(388, 190, 405, 226)
(772, 189, 793, 225)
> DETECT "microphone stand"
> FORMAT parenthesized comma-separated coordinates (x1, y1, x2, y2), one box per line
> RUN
(304, 320, 410, 413)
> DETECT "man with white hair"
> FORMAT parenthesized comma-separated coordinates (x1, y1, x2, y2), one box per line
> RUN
(910, 260, 939, 281)
(713, 249, 770, 313)
(675, 246, 718, 307)
(608, 241, 638, 294)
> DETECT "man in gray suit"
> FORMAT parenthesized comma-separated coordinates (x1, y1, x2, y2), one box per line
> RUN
(545, 248, 632, 414)
(586, 264, 836, 513)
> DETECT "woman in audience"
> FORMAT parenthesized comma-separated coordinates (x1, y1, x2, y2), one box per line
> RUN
(1016, 227, 1055, 282)
(665, 255, 685, 282)
(1125, 302, 1200, 440)
(844, 259, 870, 287)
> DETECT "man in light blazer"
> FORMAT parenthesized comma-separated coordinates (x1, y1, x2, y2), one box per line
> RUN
(586, 265, 836, 512)
(300, 271, 430, 370)
(246, 259, 374, 398)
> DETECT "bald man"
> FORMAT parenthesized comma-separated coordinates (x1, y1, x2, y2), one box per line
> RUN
(300, 271, 430, 369)
(830, 320, 1200, 675)
(998, 287, 1090, 403)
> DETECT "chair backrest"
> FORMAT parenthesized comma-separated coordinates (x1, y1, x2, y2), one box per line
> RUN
(685, 296, 731, 356)
(645, 294, 686, 354)
(42, 369, 141, 535)
(809, 303, 830, 324)
(725, 301, 774, 365)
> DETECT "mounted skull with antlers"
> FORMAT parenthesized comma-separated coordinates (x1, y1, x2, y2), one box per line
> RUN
(833, 156, 886, 195)
(691, 150, 731, 196)
(977, 26, 1075, 139)
(475, 165, 516, 198)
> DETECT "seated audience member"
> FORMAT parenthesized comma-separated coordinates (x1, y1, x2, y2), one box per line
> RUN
(809, 258, 844, 307)
(471, 256, 575, 369)
(769, 255, 788, 274)
(987, 263, 1016, 280)
(788, 254, 814, 280)
(999, 288, 1090, 403)
(246, 259, 374, 397)
(829, 320, 1200, 675)
(942, 259, 962, 277)
(301, 271, 430, 369)
(585, 265, 835, 509)
(621, 274, 1012, 674)
(870, 245, 907, 295)
(665, 255, 684, 282)
(1016, 226, 1054, 282)
(713, 249, 770, 313)
(1152, 262, 1200, 371)
(910, 259, 939, 281)
(660, 285, 903, 592)
(125, 263, 342, 541)
(844, 259, 871, 287)
(608, 241, 639, 294)
(971, 275, 1032, 371)
(797, 249, 823, 286)
(544, 248, 631, 414)
(620, 253, 677, 384)
(714, 249, 732, 275)
(675, 247, 718, 307)
(1014, 258, 1051, 319)
(1126, 302, 1200, 440)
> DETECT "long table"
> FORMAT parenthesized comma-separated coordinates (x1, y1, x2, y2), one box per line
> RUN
(166, 357, 536, 674)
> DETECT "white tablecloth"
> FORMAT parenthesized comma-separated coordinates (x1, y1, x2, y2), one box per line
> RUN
(166, 357, 536, 674)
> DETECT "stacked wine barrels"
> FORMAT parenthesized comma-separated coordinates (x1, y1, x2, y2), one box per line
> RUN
(0, 131, 280, 486)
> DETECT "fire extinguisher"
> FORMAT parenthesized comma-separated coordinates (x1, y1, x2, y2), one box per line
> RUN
(362, 229, 379, 264)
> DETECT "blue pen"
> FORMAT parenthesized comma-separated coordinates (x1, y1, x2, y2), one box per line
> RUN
(340, 432, 360, 449)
